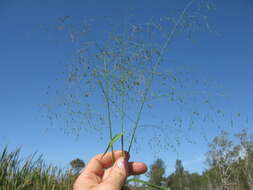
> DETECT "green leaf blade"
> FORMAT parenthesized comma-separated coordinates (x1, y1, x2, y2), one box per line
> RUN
(127, 178, 170, 190)
(102, 133, 124, 159)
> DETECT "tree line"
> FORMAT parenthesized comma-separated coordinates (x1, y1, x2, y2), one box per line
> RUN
(1, 128, 252, 189)
(130, 128, 253, 190)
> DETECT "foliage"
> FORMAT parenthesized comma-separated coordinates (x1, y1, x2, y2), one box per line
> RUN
(102, 133, 124, 161)
(0, 147, 76, 190)
(235, 128, 253, 188)
(70, 158, 85, 174)
(144, 129, 253, 190)
(147, 158, 166, 187)
(167, 159, 190, 190)
(205, 130, 242, 189)
(1, 128, 253, 190)
(127, 178, 168, 190)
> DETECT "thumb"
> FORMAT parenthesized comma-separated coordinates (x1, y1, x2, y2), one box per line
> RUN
(102, 157, 128, 190)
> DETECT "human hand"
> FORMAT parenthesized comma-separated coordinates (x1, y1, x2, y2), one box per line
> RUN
(73, 150, 147, 190)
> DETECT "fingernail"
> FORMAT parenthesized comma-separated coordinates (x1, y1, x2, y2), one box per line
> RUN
(117, 157, 126, 169)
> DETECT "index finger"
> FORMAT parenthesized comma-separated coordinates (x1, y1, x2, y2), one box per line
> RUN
(84, 151, 129, 177)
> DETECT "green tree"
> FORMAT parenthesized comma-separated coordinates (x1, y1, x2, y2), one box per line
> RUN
(235, 128, 253, 189)
(147, 158, 166, 187)
(187, 172, 207, 190)
(167, 159, 190, 190)
(70, 158, 85, 174)
(175, 159, 184, 174)
(205, 131, 241, 190)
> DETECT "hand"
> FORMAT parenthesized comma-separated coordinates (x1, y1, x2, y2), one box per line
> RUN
(73, 150, 147, 190)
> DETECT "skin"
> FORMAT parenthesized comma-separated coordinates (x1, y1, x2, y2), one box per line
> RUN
(73, 150, 147, 190)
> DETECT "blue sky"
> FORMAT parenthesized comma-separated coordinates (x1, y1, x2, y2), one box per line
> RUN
(0, 0, 253, 176)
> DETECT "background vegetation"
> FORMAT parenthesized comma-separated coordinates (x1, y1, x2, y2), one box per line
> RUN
(1, 128, 252, 190)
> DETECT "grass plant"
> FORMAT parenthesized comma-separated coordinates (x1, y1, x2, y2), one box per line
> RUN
(0, 147, 76, 190)
(42, 0, 217, 188)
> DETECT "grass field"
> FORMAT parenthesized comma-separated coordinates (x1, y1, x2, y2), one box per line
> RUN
(0, 147, 76, 190)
